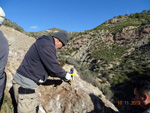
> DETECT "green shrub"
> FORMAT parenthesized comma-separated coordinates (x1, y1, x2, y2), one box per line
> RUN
(0, 96, 13, 113)
(93, 10, 150, 33)
(99, 85, 114, 99)
(91, 43, 125, 63)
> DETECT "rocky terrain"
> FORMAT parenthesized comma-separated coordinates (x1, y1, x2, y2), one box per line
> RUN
(0, 25, 35, 113)
(38, 64, 118, 113)
(0, 10, 150, 113)
(57, 12, 150, 113)
(0, 25, 118, 113)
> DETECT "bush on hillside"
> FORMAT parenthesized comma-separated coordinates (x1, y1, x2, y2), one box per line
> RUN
(91, 43, 125, 63)
(94, 9, 150, 32)
(3, 19, 24, 33)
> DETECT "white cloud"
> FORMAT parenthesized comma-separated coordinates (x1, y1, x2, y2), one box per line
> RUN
(30, 26, 38, 29)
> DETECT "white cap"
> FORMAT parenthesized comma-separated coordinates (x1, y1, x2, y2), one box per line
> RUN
(0, 7, 5, 25)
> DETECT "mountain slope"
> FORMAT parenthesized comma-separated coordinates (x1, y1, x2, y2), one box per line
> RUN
(0, 26, 118, 113)
(56, 11, 150, 113)
(1, 10, 150, 113)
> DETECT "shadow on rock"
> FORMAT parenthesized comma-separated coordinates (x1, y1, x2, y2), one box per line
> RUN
(41, 78, 63, 87)
(9, 86, 17, 113)
(89, 93, 117, 113)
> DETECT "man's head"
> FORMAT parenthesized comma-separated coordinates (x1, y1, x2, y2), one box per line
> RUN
(134, 75, 150, 109)
(0, 7, 5, 26)
(53, 30, 69, 49)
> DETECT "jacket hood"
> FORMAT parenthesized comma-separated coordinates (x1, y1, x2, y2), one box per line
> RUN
(37, 35, 54, 44)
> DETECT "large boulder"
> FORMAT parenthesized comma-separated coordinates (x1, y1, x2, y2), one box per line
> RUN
(38, 64, 118, 113)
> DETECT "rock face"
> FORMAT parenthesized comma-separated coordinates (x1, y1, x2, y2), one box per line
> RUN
(64, 24, 150, 67)
(114, 25, 150, 40)
(0, 25, 118, 113)
(38, 64, 118, 113)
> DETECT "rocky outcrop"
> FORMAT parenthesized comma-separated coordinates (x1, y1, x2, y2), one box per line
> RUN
(38, 64, 118, 113)
(103, 34, 114, 41)
(69, 25, 150, 66)
(139, 25, 150, 36)
(114, 25, 150, 40)
(114, 26, 138, 40)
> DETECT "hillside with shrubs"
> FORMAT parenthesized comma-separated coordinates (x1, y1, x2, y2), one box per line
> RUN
(57, 10, 150, 113)
(2, 9, 150, 113)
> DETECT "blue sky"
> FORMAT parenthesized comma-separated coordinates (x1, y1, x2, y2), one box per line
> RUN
(1, 0, 150, 32)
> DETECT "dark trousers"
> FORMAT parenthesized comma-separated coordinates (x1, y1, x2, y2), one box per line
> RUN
(0, 72, 6, 108)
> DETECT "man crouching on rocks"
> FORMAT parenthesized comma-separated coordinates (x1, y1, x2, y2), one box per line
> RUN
(13, 30, 72, 113)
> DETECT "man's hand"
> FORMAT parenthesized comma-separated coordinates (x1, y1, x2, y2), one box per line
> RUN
(64, 73, 72, 81)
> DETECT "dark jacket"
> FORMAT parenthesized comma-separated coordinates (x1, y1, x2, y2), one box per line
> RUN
(0, 30, 9, 77)
(17, 35, 66, 83)
(0, 30, 9, 99)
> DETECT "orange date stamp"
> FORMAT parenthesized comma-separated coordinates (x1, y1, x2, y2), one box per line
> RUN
(118, 101, 141, 106)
